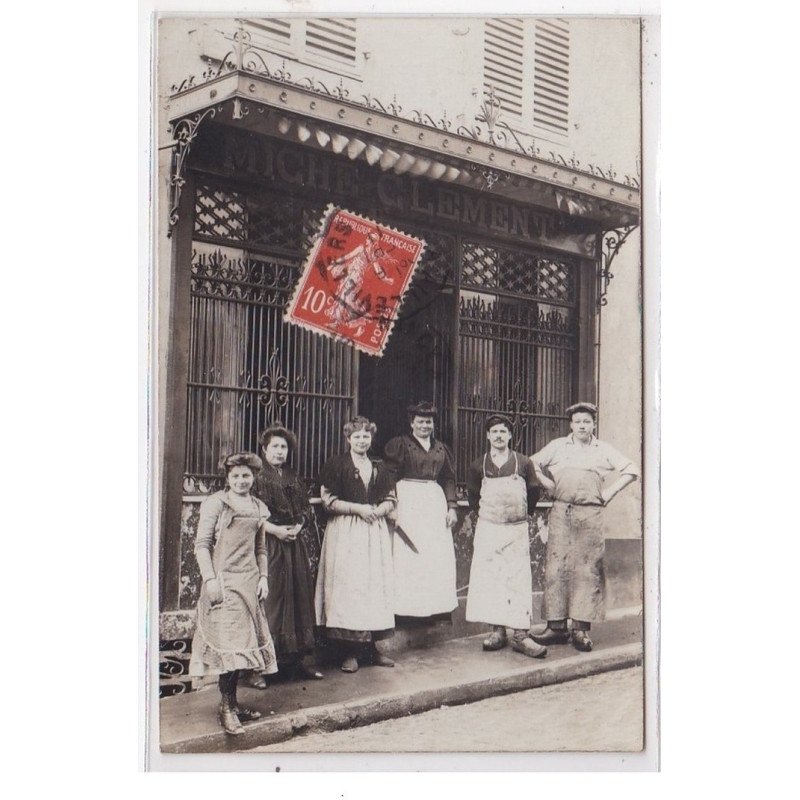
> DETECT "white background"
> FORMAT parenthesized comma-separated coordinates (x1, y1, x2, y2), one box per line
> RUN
(2, 0, 797, 793)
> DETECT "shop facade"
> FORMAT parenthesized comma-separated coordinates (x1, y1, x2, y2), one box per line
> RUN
(156, 21, 641, 695)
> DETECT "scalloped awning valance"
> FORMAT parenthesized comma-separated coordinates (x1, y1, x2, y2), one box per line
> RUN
(166, 68, 640, 238)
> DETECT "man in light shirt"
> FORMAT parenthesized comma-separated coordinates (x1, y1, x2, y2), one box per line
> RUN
(529, 402, 638, 652)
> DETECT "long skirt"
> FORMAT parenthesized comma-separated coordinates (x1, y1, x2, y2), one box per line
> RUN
(189, 572, 279, 677)
(314, 514, 395, 642)
(393, 480, 458, 617)
(262, 529, 318, 659)
(543, 501, 606, 623)
(466, 517, 532, 629)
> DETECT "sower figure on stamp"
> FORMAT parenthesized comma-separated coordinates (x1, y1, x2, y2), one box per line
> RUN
(384, 401, 459, 621)
(529, 403, 639, 652)
(465, 414, 547, 658)
(325, 230, 398, 336)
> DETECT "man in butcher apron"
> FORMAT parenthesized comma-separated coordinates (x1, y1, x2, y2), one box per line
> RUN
(529, 402, 639, 652)
(465, 414, 546, 658)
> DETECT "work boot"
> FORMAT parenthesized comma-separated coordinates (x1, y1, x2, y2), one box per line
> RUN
(530, 624, 571, 646)
(289, 659, 324, 680)
(510, 632, 548, 658)
(218, 673, 245, 735)
(482, 626, 508, 651)
(572, 630, 593, 652)
(369, 643, 395, 667)
(242, 669, 268, 689)
(230, 670, 262, 723)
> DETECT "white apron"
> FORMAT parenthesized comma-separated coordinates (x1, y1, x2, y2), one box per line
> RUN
(465, 453, 533, 630)
(392, 479, 458, 616)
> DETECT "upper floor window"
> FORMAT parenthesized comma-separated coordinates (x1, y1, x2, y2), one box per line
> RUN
(483, 17, 525, 118)
(305, 18, 357, 65)
(237, 17, 361, 78)
(533, 18, 570, 135)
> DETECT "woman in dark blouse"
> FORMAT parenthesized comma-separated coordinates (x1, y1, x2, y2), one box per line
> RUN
(383, 401, 459, 619)
(251, 424, 323, 682)
(314, 416, 397, 673)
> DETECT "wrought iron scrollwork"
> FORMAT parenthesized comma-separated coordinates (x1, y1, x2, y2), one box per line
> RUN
(598, 226, 637, 307)
(159, 639, 193, 697)
(168, 23, 642, 191)
(167, 107, 220, 237)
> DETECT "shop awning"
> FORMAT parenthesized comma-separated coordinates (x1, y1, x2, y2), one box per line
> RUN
(165, 64, 640, 238)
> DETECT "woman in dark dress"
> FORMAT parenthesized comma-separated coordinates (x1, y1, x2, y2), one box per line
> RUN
(251, 424, 323, 682)
(314, 416, 397, 673)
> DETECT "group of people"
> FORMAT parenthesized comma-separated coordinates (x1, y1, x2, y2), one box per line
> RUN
(187, 400, 638, 735)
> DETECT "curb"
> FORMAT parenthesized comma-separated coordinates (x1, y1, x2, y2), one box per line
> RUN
(161, 640, 643, 754)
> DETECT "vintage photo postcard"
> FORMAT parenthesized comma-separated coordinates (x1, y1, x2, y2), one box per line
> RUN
(150, 9, 656, 765)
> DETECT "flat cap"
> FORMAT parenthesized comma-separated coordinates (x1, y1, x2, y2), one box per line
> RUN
(485, 413, 514, 432)
(565, 402, 598, 418)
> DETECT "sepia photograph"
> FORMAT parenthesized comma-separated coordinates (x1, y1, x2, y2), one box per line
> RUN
(150, 8, 654, 762)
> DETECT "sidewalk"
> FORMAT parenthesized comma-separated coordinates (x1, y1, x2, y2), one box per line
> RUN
(160, 610, 643, 753)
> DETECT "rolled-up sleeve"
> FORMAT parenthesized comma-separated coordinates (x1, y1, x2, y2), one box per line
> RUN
(531, 440, 557, 472)
(603, 443, 639, 479)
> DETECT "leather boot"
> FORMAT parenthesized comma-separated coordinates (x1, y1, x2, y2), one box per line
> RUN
(530, 623, 571, 646)
(370, 643, 395, 667)
(482, 626, 508, 651)
(218, 673, 245, 735)
(230, 670, 262, 723)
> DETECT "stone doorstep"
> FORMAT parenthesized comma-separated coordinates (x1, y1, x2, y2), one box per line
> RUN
(160, 613, 644, 754)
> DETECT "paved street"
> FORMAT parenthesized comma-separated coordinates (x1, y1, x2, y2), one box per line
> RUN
(249, 666, 643, 753)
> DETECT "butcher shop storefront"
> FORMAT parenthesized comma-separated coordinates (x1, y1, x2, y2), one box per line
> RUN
(158, 62, 639, 694)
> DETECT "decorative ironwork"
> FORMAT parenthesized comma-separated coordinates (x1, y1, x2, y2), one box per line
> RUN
(598, 225, 637, 307)
(257, 349, 290, 417)
(462, 241, 575, 303)
(476, 85, 503, 142)
(457, 291, 574, 478)
(185, 181, 357, 489)
(195, 183, 323, 254)
(409, 229, 455, 287)
(191, 249, 297, 308)
(168, 24, 641, 190)
(160, 639, 193, 697)
(459, 295, 575, 348)
(195, 185, 247, 240)
(167, 107, 221, 236)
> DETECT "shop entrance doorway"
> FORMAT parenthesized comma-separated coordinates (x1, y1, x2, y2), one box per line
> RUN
(358, 282, 454, 459)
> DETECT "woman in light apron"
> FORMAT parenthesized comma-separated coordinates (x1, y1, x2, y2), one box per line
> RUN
(530, 402, 639, 652)
(383, 401, 458, 619)
(465, 414, 546, 658)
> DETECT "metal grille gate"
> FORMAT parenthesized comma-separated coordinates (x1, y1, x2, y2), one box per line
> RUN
(183, 174, 579, 492)
(184, 177, 356, 493)
(456, 239, 577, 480)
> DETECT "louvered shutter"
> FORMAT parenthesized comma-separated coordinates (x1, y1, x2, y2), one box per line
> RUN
(305, 18, 357, 63)
(533, 19, 570, 134)
(483, 18, 525, 118)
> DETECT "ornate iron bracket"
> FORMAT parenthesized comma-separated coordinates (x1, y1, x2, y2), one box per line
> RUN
(598, 225, 637, 307)
(167, 107, 219, 237)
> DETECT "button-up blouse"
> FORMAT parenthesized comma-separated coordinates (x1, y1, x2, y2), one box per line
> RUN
(383, 434, 457, 508)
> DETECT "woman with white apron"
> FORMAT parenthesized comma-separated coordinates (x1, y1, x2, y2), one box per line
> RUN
(465, 414, 546, 658)
(383, 401, 458, 619)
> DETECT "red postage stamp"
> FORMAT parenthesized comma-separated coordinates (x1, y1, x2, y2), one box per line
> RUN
(284, 206, 426, 357)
